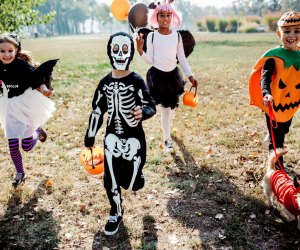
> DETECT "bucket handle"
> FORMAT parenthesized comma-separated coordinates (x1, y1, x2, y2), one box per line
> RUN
(187, 86, 197, 97)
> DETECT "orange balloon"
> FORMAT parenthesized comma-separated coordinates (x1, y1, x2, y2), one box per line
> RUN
(183, 87, 199, 107)
(80, 146, 104, 175)
(110, 0, 131, 21)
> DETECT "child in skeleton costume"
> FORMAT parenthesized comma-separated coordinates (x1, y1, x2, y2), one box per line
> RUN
(249, 11, 300, 169)
(0, 33, 57, 187)
(84, 32, 156, 236)
(136, 0, 198, 153)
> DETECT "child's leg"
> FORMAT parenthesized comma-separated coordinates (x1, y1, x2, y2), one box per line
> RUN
(104, 186, 123, 236)
(161, 107, 174, 141)
(21, 129, 40, 152)
(8, 138, 24, 173)
(265, 114, 292, 169)
(106, 187, 123, 216)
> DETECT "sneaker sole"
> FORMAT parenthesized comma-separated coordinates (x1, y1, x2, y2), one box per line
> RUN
(104, 219, 122, 236)
(164, 148, 175, 153)
(12, 178, 25, 188)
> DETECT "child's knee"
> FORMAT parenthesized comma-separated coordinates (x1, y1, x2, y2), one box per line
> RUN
(22, 146, 32, 152)
(21, 140, 35, 152)
(131, 173, 145, 191)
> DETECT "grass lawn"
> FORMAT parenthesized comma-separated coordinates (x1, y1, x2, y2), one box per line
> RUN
(1, 32, 300, 249)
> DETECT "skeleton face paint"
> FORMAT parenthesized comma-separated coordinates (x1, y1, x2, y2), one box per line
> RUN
(107, 32, 135, 70)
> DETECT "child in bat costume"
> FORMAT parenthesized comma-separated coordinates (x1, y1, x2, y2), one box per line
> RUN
(0, 33, 58, 186)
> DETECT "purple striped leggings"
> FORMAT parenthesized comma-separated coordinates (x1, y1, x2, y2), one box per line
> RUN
(8, 131, 40, 173)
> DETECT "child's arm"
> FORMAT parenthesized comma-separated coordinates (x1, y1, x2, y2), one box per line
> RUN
(131, 76, 156, 122)
(84, 82, 107, 147)
(261, 58, 275, 106)
(37, 84, 53, 97)
(136, 33, 154, 65)
(177, 34, 198, 87)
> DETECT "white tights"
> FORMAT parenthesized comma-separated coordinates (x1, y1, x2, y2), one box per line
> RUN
(161, 107, 174, 141)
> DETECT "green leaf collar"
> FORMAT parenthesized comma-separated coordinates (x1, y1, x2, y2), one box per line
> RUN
(263, 47, 300, 70)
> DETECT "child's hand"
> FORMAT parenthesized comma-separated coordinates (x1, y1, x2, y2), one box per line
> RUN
(38, 84, 53, 97)
(263, 94, 273, 106)
(131, 106, 142, 121)
(188, 76, 198, 87)
(136, 34, 144, 56)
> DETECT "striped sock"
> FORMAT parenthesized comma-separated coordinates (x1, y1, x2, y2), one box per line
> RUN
(8, 139, 24, 173)
(22, 135, 38, 152)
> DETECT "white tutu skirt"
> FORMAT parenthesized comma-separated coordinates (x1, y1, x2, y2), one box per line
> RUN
(0, 88, 55, 139)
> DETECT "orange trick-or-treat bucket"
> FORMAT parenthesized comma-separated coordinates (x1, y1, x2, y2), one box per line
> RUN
(80, 146, 104, 175)
(183, 86, 199, 107)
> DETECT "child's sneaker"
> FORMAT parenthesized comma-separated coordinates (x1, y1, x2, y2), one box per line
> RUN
(104, 215, 123, 236)
(12, 173, 25, 187)
(164, 139, 174, 153)
(38, 127, 47, 142)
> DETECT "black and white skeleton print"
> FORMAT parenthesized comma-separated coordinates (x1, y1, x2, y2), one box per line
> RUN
(85, 72, 156, 216)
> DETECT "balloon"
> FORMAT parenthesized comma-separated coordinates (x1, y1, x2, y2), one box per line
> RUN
(110, 0, 131, 21)
(128, 3, 148, 31)
(80, 146, 104, 175)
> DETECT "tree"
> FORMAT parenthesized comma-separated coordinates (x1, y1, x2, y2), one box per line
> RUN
(281, 0, 300, 12)
(0, 0, 55, 33)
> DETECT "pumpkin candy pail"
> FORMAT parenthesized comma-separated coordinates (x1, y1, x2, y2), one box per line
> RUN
(183, 86, 199, 107)
(80, 146, 104, 175)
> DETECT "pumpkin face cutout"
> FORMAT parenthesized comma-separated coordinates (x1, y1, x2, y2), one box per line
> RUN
(183, 86, 199, 107)
(80, 146, 104, 175)
(271, 62, 300, 117)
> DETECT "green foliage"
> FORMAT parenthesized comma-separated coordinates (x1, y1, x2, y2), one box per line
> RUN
(196, 21, 204, 31)
(219, 19, 229, 32)
(0, 0, 55, 33)
(264, 12, 282, 31)
(205, 17, 217, 32)
(227, 17, 239, 33)
(245, 16, 261, 24)
(239, 22, 260, 33)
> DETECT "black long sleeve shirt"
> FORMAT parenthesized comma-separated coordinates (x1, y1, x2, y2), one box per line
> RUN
(260, 58, 275, 97)
(0, 58, 38, 98)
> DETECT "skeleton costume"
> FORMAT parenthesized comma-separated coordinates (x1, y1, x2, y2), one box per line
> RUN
(85, 32, 156, 220)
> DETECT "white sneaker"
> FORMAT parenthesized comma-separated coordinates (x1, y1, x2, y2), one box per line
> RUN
(164, 139, 174, 153)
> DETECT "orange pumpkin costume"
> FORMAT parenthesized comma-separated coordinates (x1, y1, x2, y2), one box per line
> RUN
(249, 47, 300, 122)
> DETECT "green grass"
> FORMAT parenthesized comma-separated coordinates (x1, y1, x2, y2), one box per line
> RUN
(0, 32, 300, 249)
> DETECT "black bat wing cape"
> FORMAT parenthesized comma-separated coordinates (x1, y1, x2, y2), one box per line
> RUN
(33, 59, 59, 90)
(138, 28, 196, 59)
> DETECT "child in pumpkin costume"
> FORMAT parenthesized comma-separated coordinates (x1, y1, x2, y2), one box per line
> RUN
(249, 11, 300, 168)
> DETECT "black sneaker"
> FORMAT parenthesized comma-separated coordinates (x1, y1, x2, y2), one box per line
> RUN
(104, 215, 123, 236)
(38, 127, 47, 142)
(12, 173, 25, 187)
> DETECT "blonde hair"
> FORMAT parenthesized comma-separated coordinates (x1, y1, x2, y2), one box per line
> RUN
(148, 2, 181, 29)
(0, 33, 33, 64)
